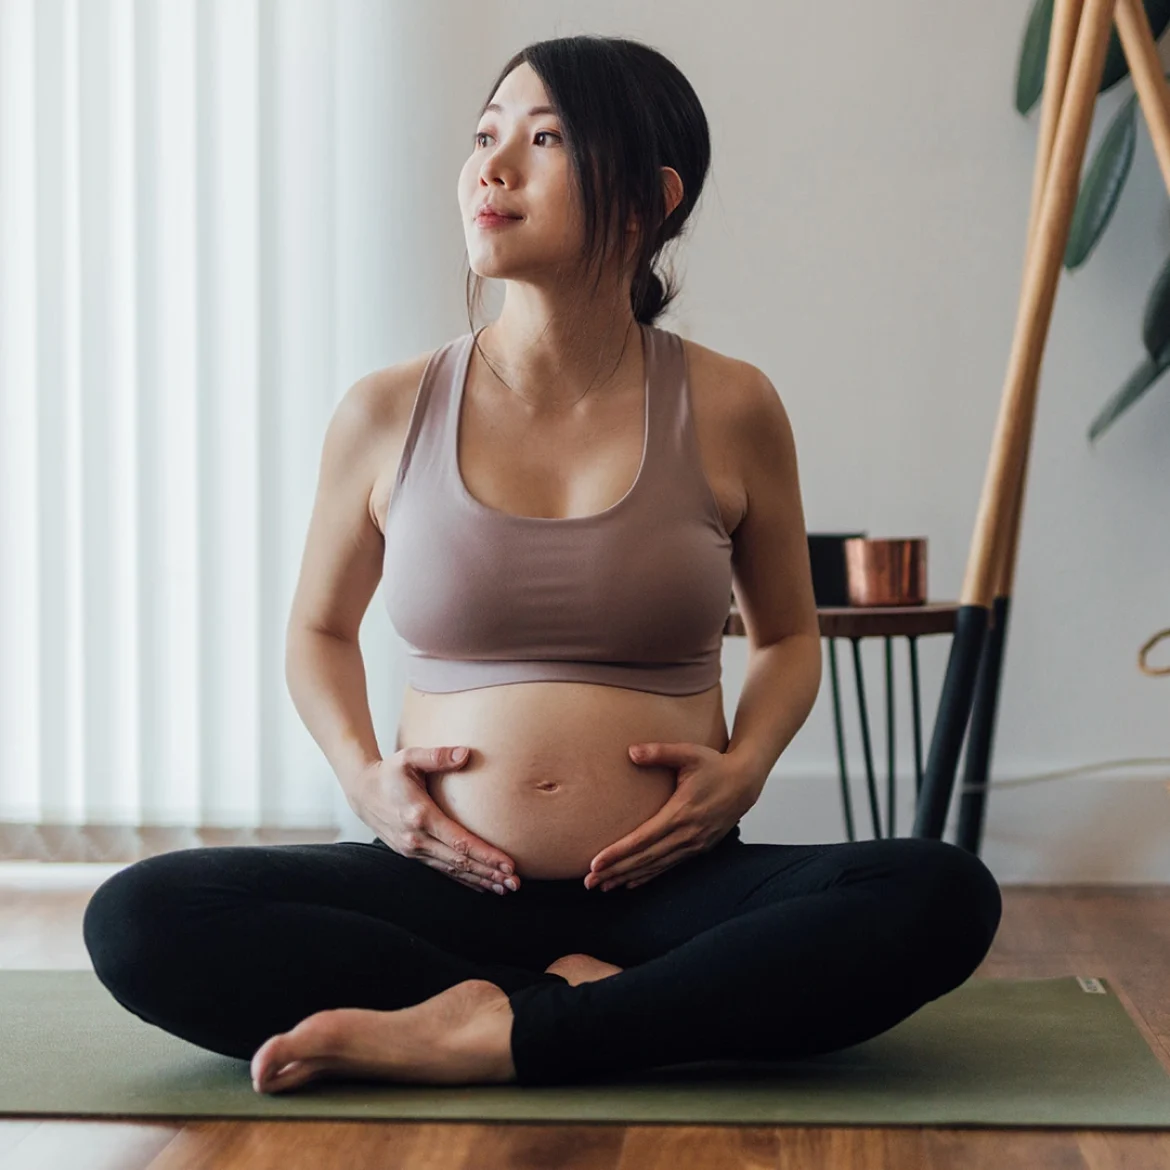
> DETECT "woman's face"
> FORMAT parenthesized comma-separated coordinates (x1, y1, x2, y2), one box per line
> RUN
(459, 63, 589, 283)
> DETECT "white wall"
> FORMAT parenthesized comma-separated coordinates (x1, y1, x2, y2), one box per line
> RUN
(336, 0, 1170, 882)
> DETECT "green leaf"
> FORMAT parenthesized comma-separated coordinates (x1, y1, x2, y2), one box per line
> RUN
(1065, 92, 1137, 270)
(1087, 341, 1170, 442)
(1143, 249, 1170, 357)
(1017, 0, 1170, 114)
(1016, 0, 1054, 116)
(1099, 0, 1170, 94)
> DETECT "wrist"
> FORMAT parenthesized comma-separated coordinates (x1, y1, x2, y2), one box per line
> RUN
(725, 747, 771, 794)
(340, 756, 383, 809)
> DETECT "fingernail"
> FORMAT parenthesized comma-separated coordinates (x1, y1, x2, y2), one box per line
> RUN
(499, 863, 513, 875)
(453, 747, 468, 761)
(504, 878, 517, 890)
(492, 884, 505, 894)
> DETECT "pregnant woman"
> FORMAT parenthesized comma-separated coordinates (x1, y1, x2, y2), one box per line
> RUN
(83, 35, 1002, 1092)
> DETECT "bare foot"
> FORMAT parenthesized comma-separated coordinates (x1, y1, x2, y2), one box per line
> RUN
(544, 952, 625, 986)
(250, 978, 516, 1094)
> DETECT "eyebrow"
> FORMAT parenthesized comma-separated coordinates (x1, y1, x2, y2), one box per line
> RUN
(482, 103, 559, 118)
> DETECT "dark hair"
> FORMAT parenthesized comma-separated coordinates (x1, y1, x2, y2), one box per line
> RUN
(465, 35, 710, 334)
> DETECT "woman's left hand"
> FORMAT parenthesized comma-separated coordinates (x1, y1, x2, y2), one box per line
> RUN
(585, 742, 764, 892)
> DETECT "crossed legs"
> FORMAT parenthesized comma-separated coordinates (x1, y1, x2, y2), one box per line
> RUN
(83, 832, 1001, 1090)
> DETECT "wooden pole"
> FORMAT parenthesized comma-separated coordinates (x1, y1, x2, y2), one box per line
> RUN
(997, 0, 1086, 604)
(954, 0, 1085, 851)
(914, 0, 1117, 839)
(960, 0, 1117, 609)
(1115, 0, 1170, 188)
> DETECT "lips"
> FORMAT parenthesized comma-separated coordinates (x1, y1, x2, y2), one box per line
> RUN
(476, 207, 522, 220)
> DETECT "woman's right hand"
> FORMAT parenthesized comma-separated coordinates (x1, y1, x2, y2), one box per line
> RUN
(348, 747, 520, 895)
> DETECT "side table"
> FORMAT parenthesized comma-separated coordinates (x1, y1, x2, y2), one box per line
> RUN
(723, 602, 962, 841)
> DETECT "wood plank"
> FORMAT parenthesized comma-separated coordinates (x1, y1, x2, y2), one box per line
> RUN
(1075, 1129, 1170, 1169)
(618, 1125, 781, 1168)
(924, 1129, 1088, 1169)
(145, 1121, 426, 1168)
(452, 1123, 625, 1169)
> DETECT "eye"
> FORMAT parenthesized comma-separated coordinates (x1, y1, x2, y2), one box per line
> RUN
(474, 130, 561, 148)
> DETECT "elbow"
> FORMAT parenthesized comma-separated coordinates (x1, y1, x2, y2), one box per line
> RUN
(783, 629, 823, 712)
(284, 623, 321, 682)
(803, 631, 824, 707)
(755, 629, 822, 704)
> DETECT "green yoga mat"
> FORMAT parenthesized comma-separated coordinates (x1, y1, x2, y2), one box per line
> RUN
(3, 971, 1170, 1127)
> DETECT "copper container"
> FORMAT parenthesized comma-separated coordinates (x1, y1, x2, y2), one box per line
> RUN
(844, 537, 927, 607)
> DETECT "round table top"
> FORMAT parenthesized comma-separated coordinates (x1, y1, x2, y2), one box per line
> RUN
(724, 601, 962, 640)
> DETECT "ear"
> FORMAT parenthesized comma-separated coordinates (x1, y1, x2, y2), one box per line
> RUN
(625, 167, 686, 235)
(661, 166, 684, 219)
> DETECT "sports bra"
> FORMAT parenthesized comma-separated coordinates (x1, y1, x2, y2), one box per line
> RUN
(381, 321, 733, 695)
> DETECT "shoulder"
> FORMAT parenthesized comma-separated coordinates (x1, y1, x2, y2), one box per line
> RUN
(353, 337, 466, 532)
(676, 331, 788, 445)
(345, 333, 466, 459)
(349, 342, 449, 430)
(675, 333, 798, 528)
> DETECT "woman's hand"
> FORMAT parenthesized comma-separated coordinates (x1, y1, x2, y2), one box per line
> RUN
(584, 743, 765, 891)
(350, 747, 520, 895)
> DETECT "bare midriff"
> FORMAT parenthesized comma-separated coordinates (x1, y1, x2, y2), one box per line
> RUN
(397, 681, 729, 879)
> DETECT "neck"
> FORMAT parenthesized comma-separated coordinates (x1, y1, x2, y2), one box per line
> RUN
(475, 295, 642, 413)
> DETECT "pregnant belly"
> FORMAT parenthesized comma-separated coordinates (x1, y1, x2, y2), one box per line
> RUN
(397, 680, 729, 880)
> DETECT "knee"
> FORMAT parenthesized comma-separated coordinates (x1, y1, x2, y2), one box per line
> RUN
(898, 838, 1003, 971)
(82, 854, 189, 997)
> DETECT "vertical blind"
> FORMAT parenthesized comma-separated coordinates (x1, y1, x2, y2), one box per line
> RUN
(0, 0, 402, 861)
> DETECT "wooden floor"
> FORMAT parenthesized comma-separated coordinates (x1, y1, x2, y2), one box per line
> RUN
(2, 873, 1169, 1168)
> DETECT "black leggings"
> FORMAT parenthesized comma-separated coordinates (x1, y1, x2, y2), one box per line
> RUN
(82, 826, 1002, 1086)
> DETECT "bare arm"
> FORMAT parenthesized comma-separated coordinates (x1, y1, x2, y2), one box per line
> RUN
(725, 366, 822, 789)
(287, 629, 384, 792)
(285, 368, 401, 793)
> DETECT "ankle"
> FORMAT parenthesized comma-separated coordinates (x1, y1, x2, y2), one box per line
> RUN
(446, 984, 517, 1084)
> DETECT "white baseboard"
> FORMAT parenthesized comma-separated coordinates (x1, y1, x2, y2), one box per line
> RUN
(744, 769, 1170, 884)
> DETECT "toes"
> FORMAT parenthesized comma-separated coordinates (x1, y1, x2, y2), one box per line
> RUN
(251, 1029, 322, 1093)
(252, 1010, 345, 1088)
(256, 1059, 319, 1094)
(252, 1033, 330, 1094)
(251, 1033, 287, 1088)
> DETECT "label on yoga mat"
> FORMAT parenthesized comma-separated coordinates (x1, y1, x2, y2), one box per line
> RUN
(1077, 976, 1107, 994)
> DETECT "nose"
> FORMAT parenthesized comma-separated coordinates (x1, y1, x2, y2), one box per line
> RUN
(477, 140, 519, 190)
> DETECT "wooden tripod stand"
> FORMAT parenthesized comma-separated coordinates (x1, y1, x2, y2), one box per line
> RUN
(914, 0, 1170, 846)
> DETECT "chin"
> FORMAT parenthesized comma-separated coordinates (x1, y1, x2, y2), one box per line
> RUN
(466, 255, 529, 280)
